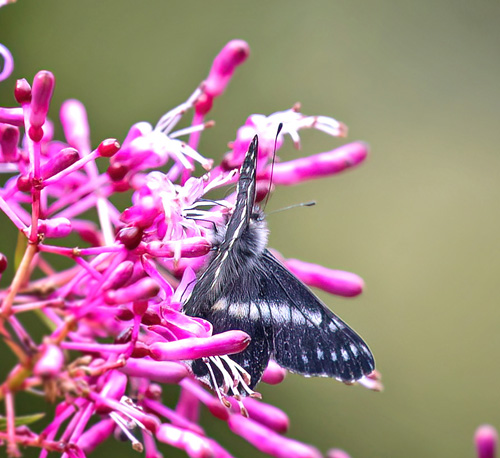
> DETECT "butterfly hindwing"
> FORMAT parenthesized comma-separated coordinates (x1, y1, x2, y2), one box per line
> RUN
(258, 250, 375, 382)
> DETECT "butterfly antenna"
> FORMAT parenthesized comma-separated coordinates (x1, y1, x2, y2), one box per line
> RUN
(266, 200, 316, 217)
(262, 122, 283, 210)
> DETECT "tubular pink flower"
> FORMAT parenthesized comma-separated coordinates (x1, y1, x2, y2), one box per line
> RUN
(0, 124, 19, 161)
(228, 415, 322, 458)
(327, 449, 351, 458)
(120, 359, 189, 384)
(239, 397, 289, 434)
(143, 398, 204, 435)
(33, 344, 64, 378)
(268, 141, 369, 185)
(285, 258, 365, 297)
(150, 330, 250, 361)
(89, 392, 160, 434)
(261, 360, 287, 385)
(28, 217, 72, 238)
(101, 260, 135, 290)
(0, 43, 14, 82)
(0, 107, 24, 126)
(29, 71, 55, 141)
(60, 99, 91, 154)
(156, 423, 213, 458)
(180, 379, 230, 421)
(196, 39, 250, 115)
(154, 308, 211, 339)
(40, 147, 80, 179)
(77, 419, 115, 454)
(104, 277, 160, 304)
(475, 425, 498, 458)
(121, 197, 160, 228)
(41, 143, 114, 187)
(143, 238, 212, 258)
(97, 371, 128, 407)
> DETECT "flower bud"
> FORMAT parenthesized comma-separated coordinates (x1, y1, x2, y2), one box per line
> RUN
(107, 162, 129, 181)
(195, 40, 249, 115)
(228, 415, 321, 458)
(102, 261, 134, 290)
(35, 217, 72, 238)
(240, 397, 289, 434)
(0, 253, 7, 274)
(104, 278, 160, 304)
(77, 419, 115, 454)
(0, 124, 19, 161)
(150, 330, 250, 361)
(156, 423, 213, 458)
(97, 371, 128, 409)
(475, 425, 498, 458)
(34, 344, 64, 378)
(60, 99, 91, 153)
(29, 71, 55, 134)
(0, 107, 24, 126)
(17, 175, 31, 192)
(117, 226, 143, 250)
(269, 142, 369, 185)
(120, 359, 188, 384)
(261, 360, 287, 385)
(40, 147, 79, 179)
(285, 259, 364, 297)
(144, 238, 212, 258)
(97, 138, 120, 157)
(0, 44, 14, 83)
(327, 450, 351, 458)
(14, 78, 32, 104)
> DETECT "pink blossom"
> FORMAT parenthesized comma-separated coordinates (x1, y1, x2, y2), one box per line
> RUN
(475, 425, 498, 458)
(285, 258, 365, 297)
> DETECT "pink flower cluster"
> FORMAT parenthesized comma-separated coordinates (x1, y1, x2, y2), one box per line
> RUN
(0, 38, 375, 458)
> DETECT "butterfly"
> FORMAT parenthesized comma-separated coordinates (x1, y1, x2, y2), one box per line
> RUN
(183, 135, 374, 397)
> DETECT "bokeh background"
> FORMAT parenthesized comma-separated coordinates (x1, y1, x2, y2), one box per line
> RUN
(1, 1, 500, 457)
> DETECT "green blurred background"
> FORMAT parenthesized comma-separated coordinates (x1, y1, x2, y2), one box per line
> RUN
(1, 0, 500, 457)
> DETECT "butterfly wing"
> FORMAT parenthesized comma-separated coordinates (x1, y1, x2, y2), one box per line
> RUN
(186, 249, 374, 389)
(259, 250, 375, 382)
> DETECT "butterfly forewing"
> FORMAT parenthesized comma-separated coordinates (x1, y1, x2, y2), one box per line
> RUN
(222, 136, 258, 246)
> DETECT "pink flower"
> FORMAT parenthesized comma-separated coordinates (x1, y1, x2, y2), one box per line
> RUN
(475, 425, 498, 458)
(0, 36, 375, 458)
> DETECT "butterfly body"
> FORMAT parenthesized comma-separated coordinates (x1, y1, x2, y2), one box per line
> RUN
(184, 136, 374, 392)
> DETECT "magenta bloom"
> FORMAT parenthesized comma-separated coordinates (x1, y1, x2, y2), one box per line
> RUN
(475, 425, 498, 458)
(0, 37, 375, 458)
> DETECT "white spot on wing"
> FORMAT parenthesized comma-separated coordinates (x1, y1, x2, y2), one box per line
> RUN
(331, 351, 338, 361)
(341, 349, 349, 361)
(317, 348, 324, 359)
(350, 344, 359, 356)
(305, 310, 322, 326)
(259, 302, 271, 322)
(249, 302, 260, 321)
(291, 308, 306, 325)
(212, 298, 227, 312)
(228, 302, 246, 319)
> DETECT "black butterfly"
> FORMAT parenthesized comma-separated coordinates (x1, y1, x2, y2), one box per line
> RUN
(183, 135, 374, 395)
